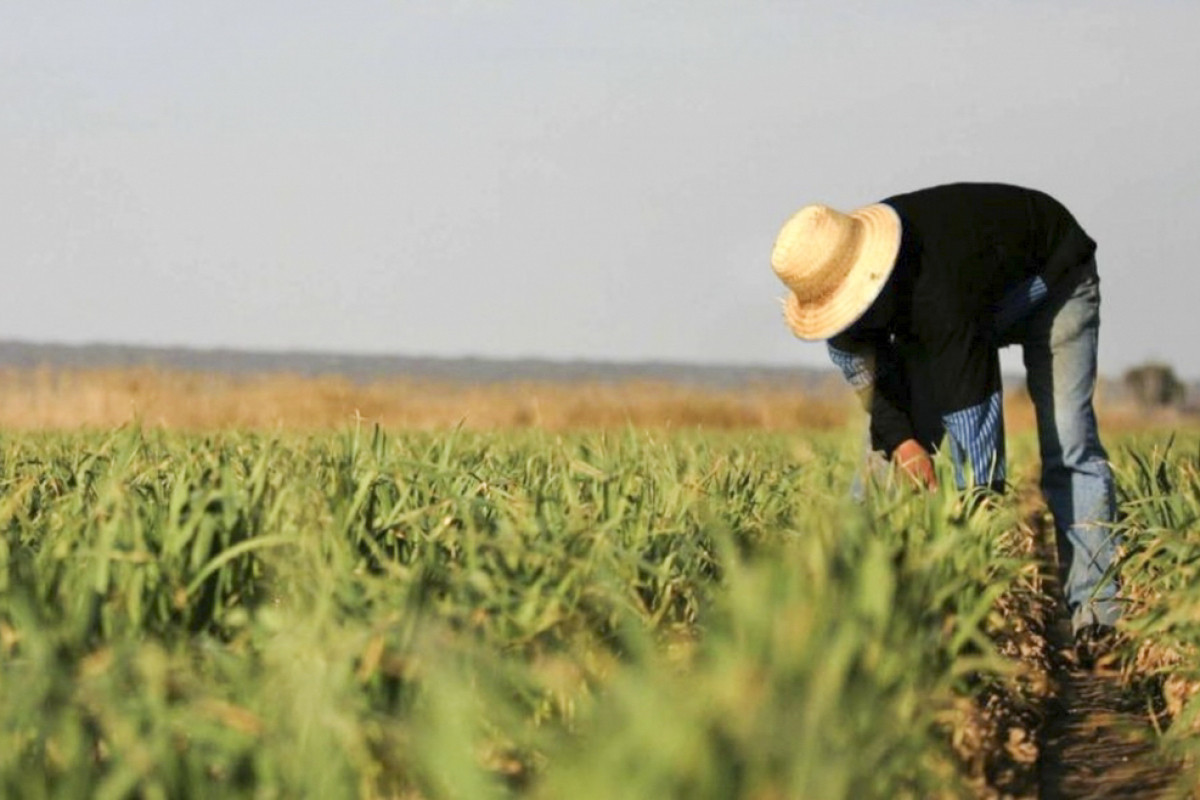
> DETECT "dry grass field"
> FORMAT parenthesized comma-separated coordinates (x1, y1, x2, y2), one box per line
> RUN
(0, 367, 853, 431)
(0, 365, 1165, 434)
(0, 365, 1133, 434)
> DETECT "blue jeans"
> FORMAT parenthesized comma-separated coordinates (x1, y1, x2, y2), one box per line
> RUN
(1003, 258, 1121, 631)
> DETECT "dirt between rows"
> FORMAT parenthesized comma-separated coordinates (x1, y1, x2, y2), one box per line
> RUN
(1036, 614, 1176, 799)
(959, 504, 1181, 799)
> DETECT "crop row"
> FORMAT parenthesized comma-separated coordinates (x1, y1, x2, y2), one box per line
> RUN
(0, 426, 1062, 797)
(1111, 434, 1200, 782)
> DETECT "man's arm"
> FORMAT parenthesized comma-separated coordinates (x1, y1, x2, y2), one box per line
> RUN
(921, 322, 1008, 490)
(828, 335, 936, 488)
(992, 275, 1049, 337)
(827, 336, 915, 450)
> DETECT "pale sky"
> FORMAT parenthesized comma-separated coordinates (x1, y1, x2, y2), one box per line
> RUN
(2, 2, 1198, 377)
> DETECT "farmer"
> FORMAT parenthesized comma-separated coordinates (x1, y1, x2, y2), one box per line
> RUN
(769, 182, 1120, 654)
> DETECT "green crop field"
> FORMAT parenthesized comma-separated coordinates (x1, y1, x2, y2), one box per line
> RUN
(0, 425, 1197, 798)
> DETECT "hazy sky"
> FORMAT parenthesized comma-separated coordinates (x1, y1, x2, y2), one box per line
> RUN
(3, 2, 1198, 377)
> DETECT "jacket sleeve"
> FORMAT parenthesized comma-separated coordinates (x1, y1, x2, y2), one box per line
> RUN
(827, 335, 915, 456)
(921, 320, 1007, 489)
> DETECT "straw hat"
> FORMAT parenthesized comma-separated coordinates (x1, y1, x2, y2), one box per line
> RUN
(770, 202, 902, 340)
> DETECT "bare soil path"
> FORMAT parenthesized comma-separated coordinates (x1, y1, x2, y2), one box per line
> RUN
(1035, 612, 1177, 799)
(1024, 498, 1180, 799)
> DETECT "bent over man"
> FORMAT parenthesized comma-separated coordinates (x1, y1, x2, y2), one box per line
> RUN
(769, 182, 1120, 648)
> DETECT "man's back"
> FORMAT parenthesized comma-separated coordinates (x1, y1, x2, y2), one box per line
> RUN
(883, 182, 1096, 316)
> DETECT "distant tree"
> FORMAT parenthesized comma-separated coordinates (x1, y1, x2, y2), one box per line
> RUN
(1123, 362, 1185, 408)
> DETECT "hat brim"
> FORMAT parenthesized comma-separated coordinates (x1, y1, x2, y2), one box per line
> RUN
(782, 203, 902, 340)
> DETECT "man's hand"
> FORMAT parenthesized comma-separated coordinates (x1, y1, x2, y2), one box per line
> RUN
(892, 439, 938, 490)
